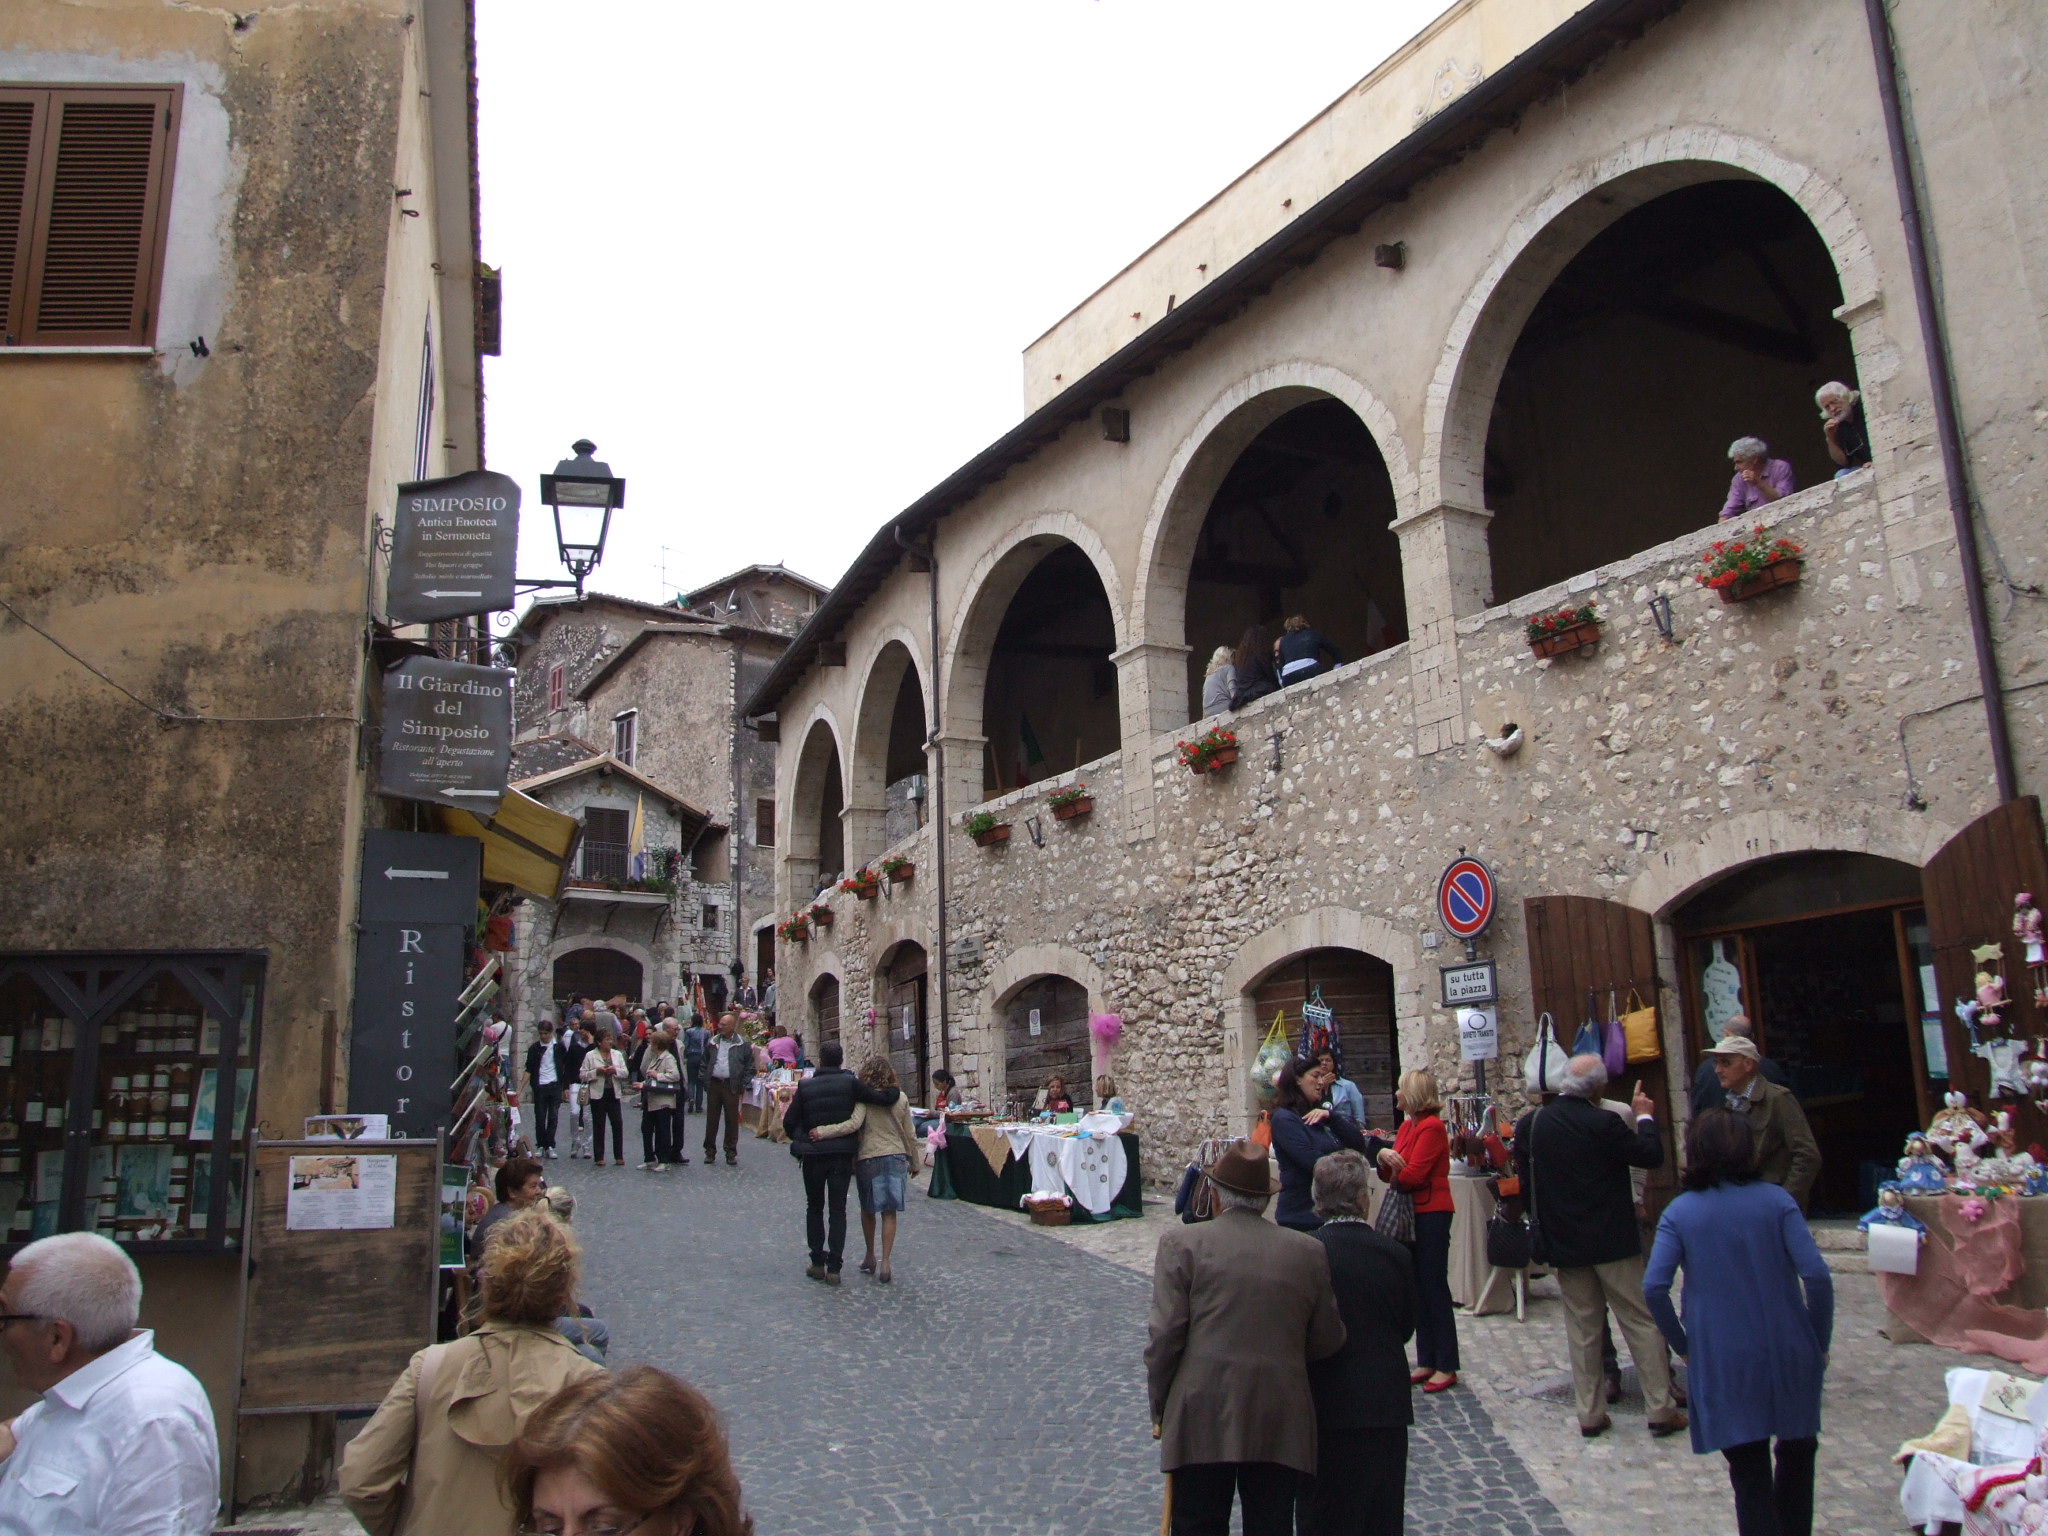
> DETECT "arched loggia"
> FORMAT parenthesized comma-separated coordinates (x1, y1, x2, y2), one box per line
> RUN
(785, 717, 845, 900)
(847, 639, 930, 867)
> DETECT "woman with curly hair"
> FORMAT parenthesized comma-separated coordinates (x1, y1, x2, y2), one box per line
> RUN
(340, 1209, 604, 1535)
(506, 1366, 752, 1536)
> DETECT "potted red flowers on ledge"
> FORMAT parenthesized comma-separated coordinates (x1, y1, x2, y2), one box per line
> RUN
(840, 868, 880, 901)
(1047, 784, 1093, 821)
(880, 853, 915, 884)
(1527, 603, 1601, 659)
(1698, 526, 1804, 603)
(1178, 726, 1239, 775)
(776, 912, 810, 943)
(807, 902, 834, 928)
(964, 810, 1011, 847)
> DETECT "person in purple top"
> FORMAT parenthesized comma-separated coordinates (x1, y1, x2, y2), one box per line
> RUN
(1719, 436, 1795, 520)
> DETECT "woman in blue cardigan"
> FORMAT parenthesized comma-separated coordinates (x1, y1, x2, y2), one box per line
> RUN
(1644, 1108, 1833, 1536)
(1269, 1056, 1383, 1230)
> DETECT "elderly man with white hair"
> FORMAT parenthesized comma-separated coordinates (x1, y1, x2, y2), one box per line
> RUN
(1719, 435, 1795, 520)
(1515, 1054, 1686, 1442)
(0, 1232, 218, 1533)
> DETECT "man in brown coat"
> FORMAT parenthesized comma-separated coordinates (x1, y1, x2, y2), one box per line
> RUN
(1704, 1035, 1821, 1210)
(1145, 1140, 1346, 1535)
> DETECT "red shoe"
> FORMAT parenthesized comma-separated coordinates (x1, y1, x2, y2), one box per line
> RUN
(1422, 1373, 1459, 1394)
(1409, 1368, 1432, 1385)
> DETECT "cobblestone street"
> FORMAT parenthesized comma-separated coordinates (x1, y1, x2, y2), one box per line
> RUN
(252, 1142, 1976, 1536)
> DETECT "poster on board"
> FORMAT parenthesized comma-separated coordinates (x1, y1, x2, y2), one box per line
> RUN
(286, 1154, 399, 1231)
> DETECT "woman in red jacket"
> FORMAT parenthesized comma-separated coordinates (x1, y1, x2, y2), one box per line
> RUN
(1380, 1068, 1459, 1392)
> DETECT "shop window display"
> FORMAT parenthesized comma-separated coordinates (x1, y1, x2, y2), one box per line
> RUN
(0, 952, 261, 1253)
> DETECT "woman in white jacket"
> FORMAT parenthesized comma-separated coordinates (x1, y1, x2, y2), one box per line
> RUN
(578, 1027, 629, 1167)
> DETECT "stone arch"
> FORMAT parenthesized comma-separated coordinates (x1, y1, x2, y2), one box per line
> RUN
(1215, 906, 1429, 1137)
(545, 934, 655, 1005)
(1421, 128, 1890, 516)
(846, 631, 932, 866)
(1134, 361, 1418, 669)
(1623, 806, 1959, 920)
(783, 706, 847, 898)
(942, 514, 1128, 804)
(977, 944, 1110, 1115)
(801, 950, 847, 1056)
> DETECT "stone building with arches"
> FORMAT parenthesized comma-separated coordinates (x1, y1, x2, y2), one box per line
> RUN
(747, 0, 2048, 1205)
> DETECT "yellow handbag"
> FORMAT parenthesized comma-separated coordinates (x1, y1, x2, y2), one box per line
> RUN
(1621, 988, 1661, 1063)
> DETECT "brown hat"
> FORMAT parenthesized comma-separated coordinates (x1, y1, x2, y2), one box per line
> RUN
(1704, 1035, 1761, 1062)
(1204, 1139, 1273, 1198)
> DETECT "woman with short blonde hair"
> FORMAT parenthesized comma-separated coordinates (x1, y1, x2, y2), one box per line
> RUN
(1380, 1066, 1459, 1392)
(341, 1210, 603, 1535)
(508, 1366, 752, 1536)
(1201, 644, 1237, 717)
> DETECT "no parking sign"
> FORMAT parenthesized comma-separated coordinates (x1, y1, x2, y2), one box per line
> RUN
(1436, 855, 1496, 944)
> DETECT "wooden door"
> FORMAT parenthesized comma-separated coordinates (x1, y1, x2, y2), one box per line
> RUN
(1523, 895, 1676, 1211)
(1004, 976, 1090, 1115)
(1252, 949, 1399, 1124)
(809, 975, 840, 1057)
(884, 946, 928, 1104)
(1923, 796, 2048, 1146)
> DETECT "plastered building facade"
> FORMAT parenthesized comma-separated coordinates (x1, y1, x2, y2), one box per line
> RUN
(753, 0, 2048, 1204)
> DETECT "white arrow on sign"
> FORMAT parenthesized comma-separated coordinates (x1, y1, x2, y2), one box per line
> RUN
(384, 867, 449, 880)
(439, 788, 501, 798)
(419, 589, 484, 598)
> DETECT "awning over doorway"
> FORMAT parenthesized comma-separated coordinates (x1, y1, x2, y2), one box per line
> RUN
(437, 789, 580, 899)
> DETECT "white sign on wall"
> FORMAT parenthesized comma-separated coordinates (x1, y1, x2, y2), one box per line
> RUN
(1457, 1006, 1500, 1063)
(1028, 1008, 1042, 1037)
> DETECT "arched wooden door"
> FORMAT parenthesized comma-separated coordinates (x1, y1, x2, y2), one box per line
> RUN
(1004, 976, 1090, 1116)
(552, 948, 643, 1008)
(810, 975, 841, 1058)
(883, 945, 928, 1104)
(1252, 949, 1398, 1122)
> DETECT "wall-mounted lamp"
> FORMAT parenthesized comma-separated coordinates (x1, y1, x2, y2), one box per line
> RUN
(1374, 241, 1406, 270)
(1023, 815, 1045, 848)
(1646, 592, 1676, 642)
(1101, 407, 1130, 444)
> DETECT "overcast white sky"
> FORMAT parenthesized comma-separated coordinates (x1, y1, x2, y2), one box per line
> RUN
(475, 0, 1446, 606)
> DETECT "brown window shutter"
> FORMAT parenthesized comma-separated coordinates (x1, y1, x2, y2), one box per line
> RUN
(0, 91, 49, 346)
(21, 86, 179, 347)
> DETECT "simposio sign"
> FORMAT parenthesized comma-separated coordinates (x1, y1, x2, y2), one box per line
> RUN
(387, 469, 521, 623)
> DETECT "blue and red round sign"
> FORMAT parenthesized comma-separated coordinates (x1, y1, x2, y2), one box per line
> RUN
(1437, 857, 1496, 941)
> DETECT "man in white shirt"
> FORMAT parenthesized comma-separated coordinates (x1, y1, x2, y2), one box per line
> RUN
(701, 1012, 755, 1167)
(0, 1231, 218, 1534)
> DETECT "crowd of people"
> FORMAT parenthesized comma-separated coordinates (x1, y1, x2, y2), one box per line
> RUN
(1150, 1046, 1834, 1536)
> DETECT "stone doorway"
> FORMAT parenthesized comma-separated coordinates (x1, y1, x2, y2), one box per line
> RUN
(1252, 947, 1398, 1124)
(1002, 975, 1091, 1118)
(883, 943, 929, 1104)
(552, 947, 644, 1009)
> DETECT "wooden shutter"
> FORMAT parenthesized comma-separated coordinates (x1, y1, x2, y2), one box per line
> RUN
(1923, 796, 2048, 1144)
(17, 86, 179, 347)
(1523, 895, 1677, 1209)
(0, 90, 49, 346)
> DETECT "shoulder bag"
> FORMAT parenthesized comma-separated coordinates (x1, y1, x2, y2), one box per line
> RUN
(1524, 1104, 1550, 1267)
(1373, 1151, 1416, 1243)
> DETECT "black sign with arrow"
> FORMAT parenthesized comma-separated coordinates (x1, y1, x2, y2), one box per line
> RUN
(360, 829, 481, 926)
(387, 468, 521, 623)
(377, 657, 513, 814)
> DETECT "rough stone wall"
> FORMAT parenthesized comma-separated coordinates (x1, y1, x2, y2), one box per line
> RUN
(584, 633, 735, 814)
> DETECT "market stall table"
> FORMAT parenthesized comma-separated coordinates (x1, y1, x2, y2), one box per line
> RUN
(928, 1121, 1143, 1223)
(1880, 1192, 2048, 1370)
(1449, 1171, 1525, 1318)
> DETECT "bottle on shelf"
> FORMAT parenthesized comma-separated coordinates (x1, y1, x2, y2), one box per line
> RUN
(25, 1075, 44, 1131)
(107, 1076, 129, 1141)
(168, 1062, 194, 1139)
(147, 1070, 170, 1140)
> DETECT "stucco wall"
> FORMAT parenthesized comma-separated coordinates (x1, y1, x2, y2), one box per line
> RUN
(771, 0, 2048, 1182)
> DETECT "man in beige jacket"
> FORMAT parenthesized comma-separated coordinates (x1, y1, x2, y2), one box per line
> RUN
(1145, 1140, 1345, 1535)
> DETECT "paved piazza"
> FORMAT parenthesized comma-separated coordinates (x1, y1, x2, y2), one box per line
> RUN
(262, 1141, 1984, 1535)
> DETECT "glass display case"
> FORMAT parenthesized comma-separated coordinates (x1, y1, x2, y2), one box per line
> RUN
(0, 952, 262, 1254)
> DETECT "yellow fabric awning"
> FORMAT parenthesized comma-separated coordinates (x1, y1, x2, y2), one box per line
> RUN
(437, 789, 579, 899)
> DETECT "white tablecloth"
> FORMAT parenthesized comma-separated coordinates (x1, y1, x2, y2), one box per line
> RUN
(993, 1122, 1131, 1216)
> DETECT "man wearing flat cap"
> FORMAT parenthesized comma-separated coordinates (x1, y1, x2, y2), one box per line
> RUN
(1704, 1034, 1820, 1210)
(1145, 1139, 1346, 1535)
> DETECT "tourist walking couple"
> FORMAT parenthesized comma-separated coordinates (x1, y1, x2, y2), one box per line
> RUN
(786, 1043, 923, 1283)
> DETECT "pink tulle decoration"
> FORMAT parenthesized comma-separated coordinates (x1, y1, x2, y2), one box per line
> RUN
(1090, 1013, 1124, 1045)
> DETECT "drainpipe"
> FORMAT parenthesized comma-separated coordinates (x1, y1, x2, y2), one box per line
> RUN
(731, 629, 747, 986)
(1863, 0, 2018, 803)
(897, 522, 950, 1075)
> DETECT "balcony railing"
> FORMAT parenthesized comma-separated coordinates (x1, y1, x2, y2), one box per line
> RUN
(580, 839, 629, 883)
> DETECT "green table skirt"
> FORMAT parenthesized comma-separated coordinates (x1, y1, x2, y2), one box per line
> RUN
(928, 1128, 1143, 1223)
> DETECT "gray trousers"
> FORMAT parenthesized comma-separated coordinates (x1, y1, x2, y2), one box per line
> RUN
(1556, 1253, 1675, 1426)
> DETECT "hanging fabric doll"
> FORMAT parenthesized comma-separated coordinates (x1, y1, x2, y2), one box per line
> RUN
(1975, 944, 2010, 1034)
(1928, 1091, 1991, 1160)
(1896, 1133, 1948, 1192)
(2017, 893, 2048, 1009)
(1858, 1184, 1926, 1234)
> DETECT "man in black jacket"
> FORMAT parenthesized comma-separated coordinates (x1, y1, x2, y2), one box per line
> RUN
(781, 1042, 901, 1284)
(1300, 1150, 1414, 1536)
(523, 1021, 570, 1159)
(1515, 1053, 1685, 1441)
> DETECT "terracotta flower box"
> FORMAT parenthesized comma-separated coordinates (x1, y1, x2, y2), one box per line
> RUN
(886, 862, 915, 883)
(972, 825, 1012, 847)
(850, 883, 878, 902)
(1719, 557, 1803, 603)
(1530, 622, 1601, 659)
(1051, 797, 1093, 821)
(808, 907, 834, 928)
(1190, 746, 1239, 774)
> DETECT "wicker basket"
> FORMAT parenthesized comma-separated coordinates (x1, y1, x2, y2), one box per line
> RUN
(1024, 1197, 1072, 1227)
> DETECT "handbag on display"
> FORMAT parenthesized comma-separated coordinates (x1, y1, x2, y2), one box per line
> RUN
(1602, 1015, 1628, 1080)
(1570, 990, 1604, 1059)
(1373, 1183, 1416, 1244)
(1621, 988, 1662, 1063)
(1524, 1013, 1570, 1095)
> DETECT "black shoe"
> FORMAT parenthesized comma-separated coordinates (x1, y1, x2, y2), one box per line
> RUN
(675, 1156, 691, 1165)
(1605, 1370, 1623, 1404)
(726, 1155, 738, 1166)
(1581, 1416, 1612, 1438)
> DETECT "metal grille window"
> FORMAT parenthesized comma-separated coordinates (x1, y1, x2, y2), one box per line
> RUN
(0, 85, 181, 347)
(612, 710, 637, 767)
(580, 807, 629, 883)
